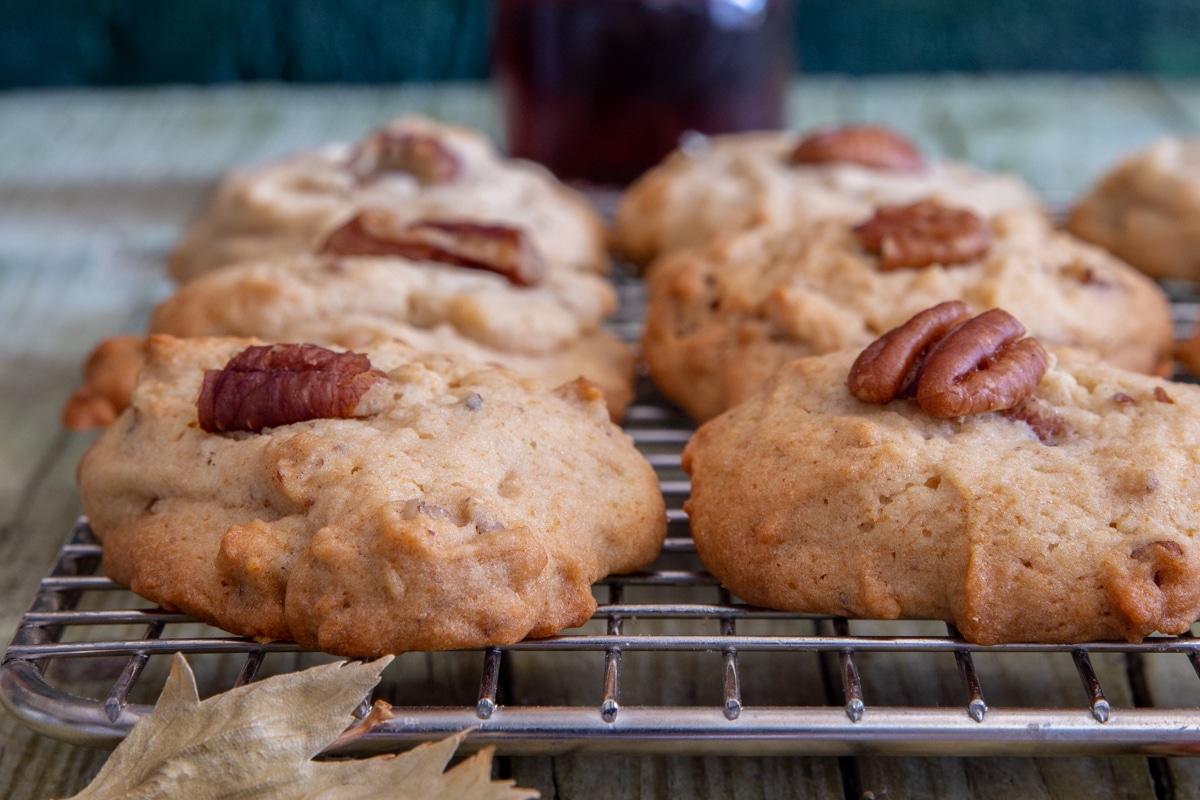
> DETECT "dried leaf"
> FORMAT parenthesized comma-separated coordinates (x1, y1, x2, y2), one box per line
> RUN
(61, 654, 537, 800)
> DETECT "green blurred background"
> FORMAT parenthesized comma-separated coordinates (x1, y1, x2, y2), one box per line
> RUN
(4, 0, 1200, 88)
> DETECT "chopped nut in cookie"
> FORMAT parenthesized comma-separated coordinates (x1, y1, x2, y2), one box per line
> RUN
(1106, 539, 1198, 639)
(1001, 398, 1070, 445)
(320, 210, 546, 287)
(854, 200, 993, 270)
(197, 344, 388, 433)
(789, 125, 925, 172)
(1060, 259, 1118, 289)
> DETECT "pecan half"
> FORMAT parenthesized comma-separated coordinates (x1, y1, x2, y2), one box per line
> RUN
(915, 308, 1049, 418)
(197, 344, 387, 433)
(349, 129, 461, 183)
(321, 210, 546, 287)
(789, 125, 925, 172)
(848, 301, 970, 404)
(849, 305, 1048, 419)
(855, 201, 993, 270)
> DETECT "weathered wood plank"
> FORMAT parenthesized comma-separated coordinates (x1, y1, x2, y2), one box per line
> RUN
(854, 753, 1156, 799)
(846, 621, 1155, 798)
(503, 585, 846, 798)
(1126, 650, 1200, 798)
(509, 753, 845, 800)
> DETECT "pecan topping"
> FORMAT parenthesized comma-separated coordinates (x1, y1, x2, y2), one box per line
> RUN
(789, 125, 925, 172)
(855, 201, 993, 270)
(321, 210, 546, 287)
(916, 308, 1049, 417)
(848, 301, 970, 404)
(349, 129, 461, 183)
(197, 344, 387, 433)
(849, 305, 1048, 418)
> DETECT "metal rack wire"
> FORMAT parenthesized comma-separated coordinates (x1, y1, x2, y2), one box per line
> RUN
(5, 282, 1200, 757)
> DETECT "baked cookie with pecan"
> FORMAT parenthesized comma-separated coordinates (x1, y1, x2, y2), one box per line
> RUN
(63, 212, 635, 428)
(1069, 138, 1200, 281)
(169, 115, 608, 282)
(615, 124, 1045, 266)
(78, 335, 666, 657)
(684, 307, 1200, 645)
(643, 204, 1172, 421)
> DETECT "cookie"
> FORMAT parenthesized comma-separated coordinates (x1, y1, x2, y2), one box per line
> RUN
(615, 125, 1045, 266)
(61, 334, 148, 430)
(169, 115, 608, 282)
(78, 335, 666, 657)
(1070, 138, 1200, 281)
(63, 220, 636, 428)
(643, 207, 1172, 421)
(683, 337, 1200, 645)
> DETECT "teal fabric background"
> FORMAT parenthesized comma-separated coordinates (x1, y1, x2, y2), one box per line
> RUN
(3, 0, 1199, 88)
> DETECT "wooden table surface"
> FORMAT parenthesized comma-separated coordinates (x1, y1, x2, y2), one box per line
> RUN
(3, 76, 1200, 799)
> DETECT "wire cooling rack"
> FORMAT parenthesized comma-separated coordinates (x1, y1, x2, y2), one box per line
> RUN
(6, 282, 1200, 757)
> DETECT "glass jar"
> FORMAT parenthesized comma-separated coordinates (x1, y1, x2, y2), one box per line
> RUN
(492, 0, 795, 184)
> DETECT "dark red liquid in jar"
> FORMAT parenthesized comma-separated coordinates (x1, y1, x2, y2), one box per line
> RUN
(492, 0, 795, 185)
